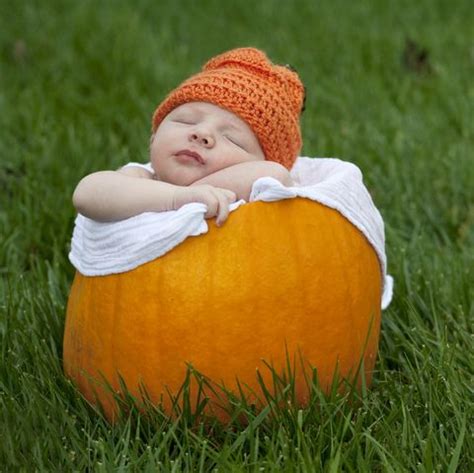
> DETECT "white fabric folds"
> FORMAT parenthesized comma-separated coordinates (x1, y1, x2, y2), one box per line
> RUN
(69, 157, 393, 309)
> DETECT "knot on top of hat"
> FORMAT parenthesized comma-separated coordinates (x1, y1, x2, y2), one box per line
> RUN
(204, 47, 305, 116)
(204, 47, 271, 74)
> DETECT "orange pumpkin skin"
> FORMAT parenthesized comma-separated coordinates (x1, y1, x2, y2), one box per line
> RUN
(63, 199, 382, 421)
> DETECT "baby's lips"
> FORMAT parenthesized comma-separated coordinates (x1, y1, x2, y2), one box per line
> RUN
(174, 149, 205, 164)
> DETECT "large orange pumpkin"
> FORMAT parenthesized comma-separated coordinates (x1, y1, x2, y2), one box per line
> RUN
(63, 199, 382, 421)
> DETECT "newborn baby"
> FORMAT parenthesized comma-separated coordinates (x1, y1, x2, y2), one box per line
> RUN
(73, 47, 305, 226)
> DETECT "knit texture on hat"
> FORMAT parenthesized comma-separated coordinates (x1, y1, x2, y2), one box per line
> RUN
(152, 48, 305, 169)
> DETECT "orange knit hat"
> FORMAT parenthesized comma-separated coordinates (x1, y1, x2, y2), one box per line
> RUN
(152, 47, 305, 169)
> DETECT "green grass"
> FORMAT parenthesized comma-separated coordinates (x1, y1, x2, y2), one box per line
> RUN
(1, 0, 473, 470)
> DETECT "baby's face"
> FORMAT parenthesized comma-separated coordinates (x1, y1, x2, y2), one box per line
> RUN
(150, 102, 265, 185)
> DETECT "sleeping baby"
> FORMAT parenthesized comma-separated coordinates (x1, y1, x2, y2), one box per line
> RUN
(72, 47, 305, 226)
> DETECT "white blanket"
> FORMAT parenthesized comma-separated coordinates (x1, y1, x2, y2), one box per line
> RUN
(69, 157, 393, 309)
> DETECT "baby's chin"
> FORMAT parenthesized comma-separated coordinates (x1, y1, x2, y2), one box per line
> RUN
(153, 167, 202, 187)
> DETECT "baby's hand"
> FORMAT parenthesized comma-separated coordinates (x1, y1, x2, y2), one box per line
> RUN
(173, 185, 237, 225)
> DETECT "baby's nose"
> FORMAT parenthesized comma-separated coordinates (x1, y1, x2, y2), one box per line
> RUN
(189, 131, 215, 148)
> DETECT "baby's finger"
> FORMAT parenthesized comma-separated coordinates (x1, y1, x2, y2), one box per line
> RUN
(215, 187, 237, 203)
(204, 195, 219, 219)
(215, 191, 231, 226)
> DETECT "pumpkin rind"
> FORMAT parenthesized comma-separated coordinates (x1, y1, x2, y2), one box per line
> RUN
(63, 199, 382, 421)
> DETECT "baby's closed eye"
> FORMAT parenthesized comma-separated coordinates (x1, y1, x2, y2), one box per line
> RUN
(224, 134, 246, 150)
(171, 118, 196, 125)
(168, 110, 199, 125)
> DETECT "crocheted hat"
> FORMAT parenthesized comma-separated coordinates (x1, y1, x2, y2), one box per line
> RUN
(152, 47, 305, 169)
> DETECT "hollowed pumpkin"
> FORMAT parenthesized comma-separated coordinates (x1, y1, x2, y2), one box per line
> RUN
(63, 199, 382, 421)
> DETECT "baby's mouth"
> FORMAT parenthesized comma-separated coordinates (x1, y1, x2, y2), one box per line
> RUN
(174, 149, 205, 165)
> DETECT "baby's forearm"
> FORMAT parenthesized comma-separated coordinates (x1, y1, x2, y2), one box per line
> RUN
(73, 171, 178, 221)
(191, 161, 293, 200)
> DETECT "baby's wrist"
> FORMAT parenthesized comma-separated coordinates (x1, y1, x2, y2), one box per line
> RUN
(171, 185, 196, 210)
(170, 185, 184, 210)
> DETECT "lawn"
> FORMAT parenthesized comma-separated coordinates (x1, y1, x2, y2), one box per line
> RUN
(0, 0, 473, 470)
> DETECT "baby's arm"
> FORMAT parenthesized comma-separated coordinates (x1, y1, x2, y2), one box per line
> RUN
(72, 167, 236, 224)
(190, 161, 293, 200)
